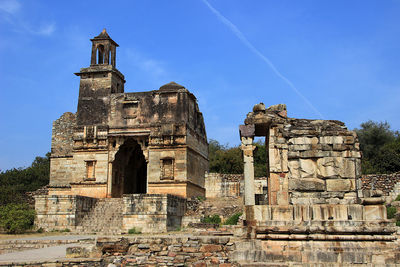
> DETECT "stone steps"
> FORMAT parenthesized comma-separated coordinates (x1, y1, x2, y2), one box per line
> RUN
(75, 198, 123, 234)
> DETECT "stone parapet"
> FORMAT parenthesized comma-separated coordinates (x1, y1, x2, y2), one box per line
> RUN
(34, 195, 97, 231)
(247, 204, 396, 235)
(122, 194, 186, 233)
(205, 173, 243, 198)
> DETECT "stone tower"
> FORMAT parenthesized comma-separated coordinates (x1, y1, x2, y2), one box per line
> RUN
(75, 29, 125, 125)
(43, 29, 208, 199)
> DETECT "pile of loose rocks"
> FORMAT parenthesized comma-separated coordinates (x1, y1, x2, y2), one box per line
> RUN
(68, 236, 239, 266)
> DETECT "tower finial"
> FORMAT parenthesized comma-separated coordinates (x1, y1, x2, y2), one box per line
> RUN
(90, 29, 119, 66)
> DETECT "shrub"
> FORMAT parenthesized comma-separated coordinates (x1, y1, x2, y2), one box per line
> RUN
(387, 206, 397, 219)
(0, 204, 35, 234)
(196, 196, 206, 202)
(396, 221, 400, 227)
(202, 214, 221, 224)
(128, 227, 141, 234)
(223, 212, 242, 225)
(395, 195, 400, 202)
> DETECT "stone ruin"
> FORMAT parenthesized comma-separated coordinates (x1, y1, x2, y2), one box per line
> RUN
(35, 29, 208, 233)
(32, 30, 400, 265)
(235, 102, 399, 264)
(239, 103, 394, 235)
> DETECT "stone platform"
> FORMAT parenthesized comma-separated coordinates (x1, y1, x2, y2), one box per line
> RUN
(35, 194, 186, 234)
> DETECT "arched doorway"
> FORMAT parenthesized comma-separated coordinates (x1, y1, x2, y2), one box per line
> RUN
(111, 138, 147, 197)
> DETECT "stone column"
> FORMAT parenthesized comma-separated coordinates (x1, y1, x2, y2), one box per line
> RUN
(107, 162, 113, 198)
(241, 136, 256, 206)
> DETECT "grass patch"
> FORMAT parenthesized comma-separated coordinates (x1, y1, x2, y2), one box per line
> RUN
(202, 214, 221, 225)
(387, 206, 397, 219)
(223, 212, 242, 225)
(128, 227, 141, 234)
(196, 196, 206, 202)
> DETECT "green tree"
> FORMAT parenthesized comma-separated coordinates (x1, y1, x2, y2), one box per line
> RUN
(0, 153, 50, 205)
(208, 139, 268, 176)
(254, 140, 268, 177)
(209, 139, 243, 174)
(0, 203, 35, 234)
(372, 138, 400, 174)
(355, 121, 399, 174)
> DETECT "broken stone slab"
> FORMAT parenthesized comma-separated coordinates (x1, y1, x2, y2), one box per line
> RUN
(326, 179, 352, 192)
(362, 190, 383, 198)
(289, 178, 325, 192)
(66, 245, 100, 258)
(391, 201, 400, 207)
(363, 205, 386, 220)
(361, 197, 385, 205)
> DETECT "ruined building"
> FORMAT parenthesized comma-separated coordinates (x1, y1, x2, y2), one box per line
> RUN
(48, 29, 207, 198)
(35, 29, 208, 232)
(235, 103, 398, 264)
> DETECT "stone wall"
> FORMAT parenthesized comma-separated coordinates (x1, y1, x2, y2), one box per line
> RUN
(361, 172, 400, 200)
(122, 194, 186, 233)
(240, 104, 362, 206)
(73, 236, 237, 266)
(231, 238, 400, 265)
(205, 173, 266, 199)
(34, 195, 97, 231)
(35, 194, 186, 233)
(51, 112, 76, 157)
(72, 235, 400, 266)
(205, 173, 242, 198)
(277, 119, 361, 205)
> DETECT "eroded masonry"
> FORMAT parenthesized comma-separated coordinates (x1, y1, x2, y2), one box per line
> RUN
(235, 103, 398, 264)
(35, 30, 208, 233)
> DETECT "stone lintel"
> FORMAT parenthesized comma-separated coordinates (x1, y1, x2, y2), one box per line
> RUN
(240, 124, 255, 138)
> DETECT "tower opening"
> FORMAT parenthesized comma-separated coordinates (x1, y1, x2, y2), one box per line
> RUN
(112, 138, 147, 197)
(97, 44, 105, 64)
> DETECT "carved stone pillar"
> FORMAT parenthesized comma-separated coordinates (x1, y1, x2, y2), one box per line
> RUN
(107, 161, 113, 198)
(241, 136, 256, 206)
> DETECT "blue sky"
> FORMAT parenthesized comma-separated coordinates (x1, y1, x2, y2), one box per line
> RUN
(1, 0, 400, 170)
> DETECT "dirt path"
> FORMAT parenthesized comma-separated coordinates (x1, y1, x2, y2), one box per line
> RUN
(0, 244, 73, 263)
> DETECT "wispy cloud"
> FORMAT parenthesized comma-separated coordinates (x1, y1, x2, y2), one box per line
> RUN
(0, 0, 55, 36)
(125, 48, 167, 82)
(24, 22, 56, 36)
(0, 0, 20, 14)
(201, 0, 324, 119)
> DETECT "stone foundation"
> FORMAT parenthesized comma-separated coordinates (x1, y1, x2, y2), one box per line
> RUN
(34, 195, 96, 231)
(35, 194, 186, 233)
(231, 238, 400, 265)
(122, 194, 186, 233)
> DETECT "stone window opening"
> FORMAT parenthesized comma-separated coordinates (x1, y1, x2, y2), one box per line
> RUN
(254, 135, 269, 205)
(85, 160, 96, 181)
(161, 158, 174, 180)
(97, 45, 105, 64)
